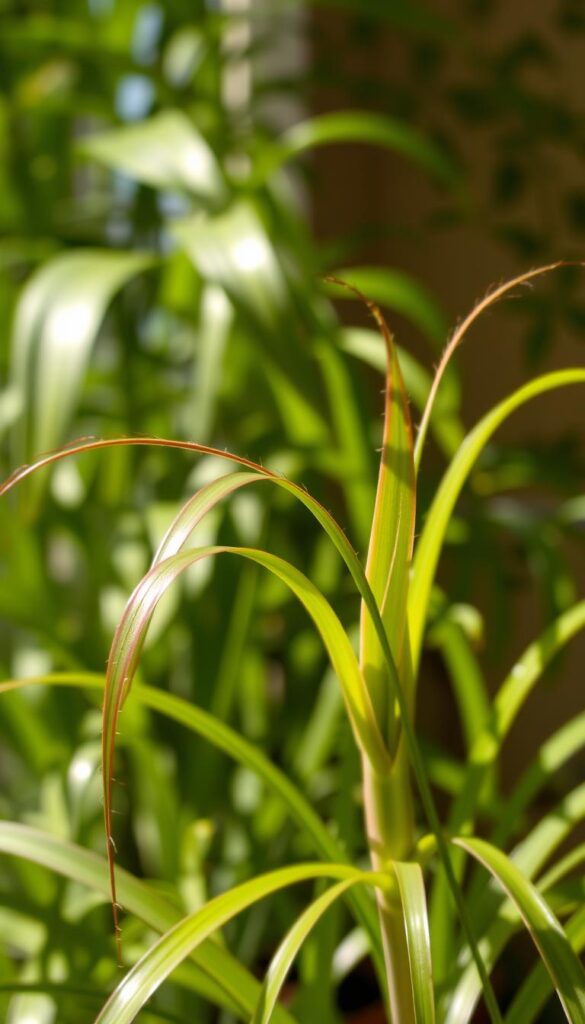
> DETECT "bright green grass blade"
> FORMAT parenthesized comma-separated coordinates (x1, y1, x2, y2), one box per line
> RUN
(326, 266, 447, 345)
(0, 822, 292, 1022)
(80, 110, 226, 201)
(444, 788, 585, 1023)
(151, 471, 263, 562)
(413, 263, 569, 471)
(431, 603, 585, 969)
(10, 250, 155, 466)
(453, 837, 585, 1024)
(255, 111, 460, 187)
(102, 545, 391, 952)
(342, 288, 415, 746)
(253, 863, 434, 1024)
(174, 201, 327, 443)
(409, 369, 585, 672)
(393, 861, 435, 1024)
(93, 864, 387, 1024)
(339, 327, 464, 460)
(0, 671, 383, 974)
(504, 907, 585, 1024)
(251, 879, 359, 1024)
(0, 437, 501, 1022)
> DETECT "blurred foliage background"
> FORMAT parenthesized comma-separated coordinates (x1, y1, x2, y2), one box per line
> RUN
(0, 1, 583, 1021)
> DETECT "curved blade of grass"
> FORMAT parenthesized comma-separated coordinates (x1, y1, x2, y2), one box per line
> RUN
(103, 544, 392, 956)
(0, 671, 383, 975)
(393, 861, 435, 1024)
(10, 250, 155, 468)
(504, 907, 585, 1024)
(94, 864, 387, 1024)
(452, 836, 585, 1024)
(254, 111, 460, 187)
(432, 603, 585, 976)
(329, 277, 415, 746)
(409, 369, 585, 671)
(445, 788, 585, 1023)
(251, 879, 361, 1024)
(339, 327, 464, 459)
(414, 263, 572, 470)
(0, 436, 502, 1022)
(253, 862, 434, 1024)
(0, 822, 293, 1022)
(80, 110, 226, 201)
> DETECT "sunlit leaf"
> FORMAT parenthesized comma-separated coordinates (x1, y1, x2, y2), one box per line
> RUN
(0, 821, 293, 1022)
(409, 369, 585, 671)
(94, 863, 387, 1024)
(10, 249, 155, 465)
(453, 836, 585, 1024)
(81, 110, 226, 201)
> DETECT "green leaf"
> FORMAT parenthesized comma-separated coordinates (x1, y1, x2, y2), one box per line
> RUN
(10, 249, 155, 465)
(343, 289, 415, 746)
(255, 111, 461, 187)
(253, 862, 434, 1024)
(174, 202, 329, 446)
(251, 879, 361, 1024)
(454, 837, 585, 1024)
(504, 907, 585, 1024)
(94, 864, 386, 1024)
(432, 603, 585, 978)
(409, 369, 585, 672)
(80, 110, 226, 201)
(0, 821, 292, 1022)
(102, 544, 391, 954)
(392, 861, 435, 1024)
(338, 328, 464, 459)
(445, 787, 585, 1023)
(0, 436, 500, 1021)
(0, 669, 382, 975)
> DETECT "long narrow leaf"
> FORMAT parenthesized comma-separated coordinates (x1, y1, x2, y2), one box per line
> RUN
(331, 279, 415, 744)
(409, 369, 585, 670)
(0, 822, 292, 1023)
(504, 907, 585, 1024)
(102, 544, 391, 954)
(0, 436, 501, 1020)
(454, 837, 585, 1024)
(251, 879, 360, 1024)
(393, 861, 435, 1024)
(10, 250, 155, 467)
(94, 864, 387, 1024)
(0, 671, 383, 972)
(445, 788, 585, 1023)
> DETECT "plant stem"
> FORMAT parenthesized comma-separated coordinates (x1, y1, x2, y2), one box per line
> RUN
(362, 744, 416, 1024)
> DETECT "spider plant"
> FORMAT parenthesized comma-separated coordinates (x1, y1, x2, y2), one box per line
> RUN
(1, 266, 585, 1024)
